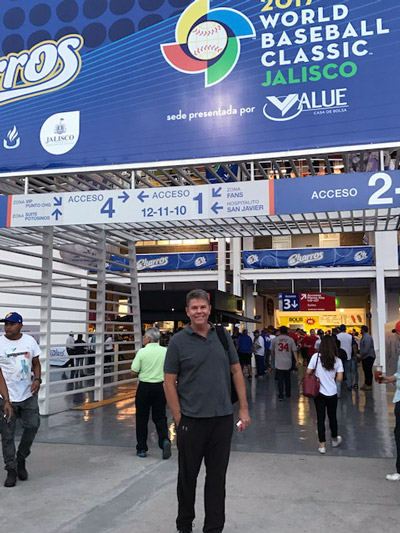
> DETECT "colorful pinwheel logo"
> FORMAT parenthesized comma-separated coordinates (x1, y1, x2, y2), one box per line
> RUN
(161, 0, 256, 87)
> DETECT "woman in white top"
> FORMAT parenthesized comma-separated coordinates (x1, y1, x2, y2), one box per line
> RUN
(306, 335, 344, 454)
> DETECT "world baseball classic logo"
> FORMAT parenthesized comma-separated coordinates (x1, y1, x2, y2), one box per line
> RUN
(161, 0, 255, 87)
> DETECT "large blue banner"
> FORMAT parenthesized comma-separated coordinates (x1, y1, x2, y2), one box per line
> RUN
(243, 247, 373, 268)
(108, 252, 217, 272)
(0, 0, 398, 174)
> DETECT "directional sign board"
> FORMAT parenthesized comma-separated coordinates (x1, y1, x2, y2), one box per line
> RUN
(273, 171, 400, 215)
(299, 293, 336, 312)
(3, 170, 400, 229)
(279, 294, 300, 312)
(5, 181, 270, 229)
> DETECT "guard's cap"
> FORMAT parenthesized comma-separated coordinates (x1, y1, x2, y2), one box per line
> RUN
(0, 312, 23, 323)
(253, 329, 260, 334)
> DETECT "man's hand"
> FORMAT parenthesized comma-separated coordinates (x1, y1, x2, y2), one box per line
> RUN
(379, 375, 395, 384)
(238, 407, 251, 430)
(31, 379, 40, 395)
(3, 400, 13, 421)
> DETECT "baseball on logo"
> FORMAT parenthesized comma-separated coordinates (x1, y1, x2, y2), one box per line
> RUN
(188, 21, 228, 61)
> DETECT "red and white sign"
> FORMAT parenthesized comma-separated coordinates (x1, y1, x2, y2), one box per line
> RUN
(299, 293, 336, 312)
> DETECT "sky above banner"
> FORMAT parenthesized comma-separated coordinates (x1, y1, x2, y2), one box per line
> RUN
(0, 0, 399, 174)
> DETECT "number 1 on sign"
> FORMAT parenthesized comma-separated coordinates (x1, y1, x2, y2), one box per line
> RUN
(193, 193, 203, 214)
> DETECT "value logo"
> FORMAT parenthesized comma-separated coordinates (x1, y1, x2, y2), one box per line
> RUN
(263, 88, 348, 121)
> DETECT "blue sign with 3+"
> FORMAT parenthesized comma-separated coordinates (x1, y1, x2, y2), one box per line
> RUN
(279, 294, 300, 312)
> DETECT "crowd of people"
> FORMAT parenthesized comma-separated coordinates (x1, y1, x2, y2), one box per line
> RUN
(230, 322, 399, 480)
(232, 324, 376, 395)
(63, 331, 114, 377)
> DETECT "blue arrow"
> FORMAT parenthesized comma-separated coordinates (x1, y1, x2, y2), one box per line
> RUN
(212, 187, 222, 198)
(118, 191, 129, 203)
(52, 209, 62, 221)
(138, 191, 149, 203)
(211, 202, 223, 215)
(54, 197, 62, 206)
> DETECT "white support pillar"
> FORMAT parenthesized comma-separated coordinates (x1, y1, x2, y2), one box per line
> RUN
(370, 281, 378, 348)
(38, 228, 53, 416)
(242, 237, 254, 251)
(375, 270, 386, 371)
(94, 229, 106, 402)
(244, 284, 256, 334)
(232, 237, 242, 297)
(386, 292, 399, 322)
(217, 238, 226, 292)
(373, 231, 398, 372)
(128, 241, 143, 355)
(244, 284, 256, 370)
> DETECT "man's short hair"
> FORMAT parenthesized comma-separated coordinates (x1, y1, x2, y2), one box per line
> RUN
(339, 324, 346, 331)
(361, 325, 368, 333)
(186, 289, 210, 307)
(144, 327, 161, 343)
(280, 325, 288, 334)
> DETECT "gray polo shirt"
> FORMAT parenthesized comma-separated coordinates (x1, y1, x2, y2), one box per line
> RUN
(164, 324, 239, 418)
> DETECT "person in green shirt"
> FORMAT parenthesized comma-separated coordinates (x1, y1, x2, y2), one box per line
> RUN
(131, 327, 171, 459)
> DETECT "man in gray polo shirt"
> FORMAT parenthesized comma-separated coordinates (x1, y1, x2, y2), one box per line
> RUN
(164, 289, 250, 533)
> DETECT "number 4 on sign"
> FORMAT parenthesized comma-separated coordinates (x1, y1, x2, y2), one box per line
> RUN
(101, 198, 116, 219)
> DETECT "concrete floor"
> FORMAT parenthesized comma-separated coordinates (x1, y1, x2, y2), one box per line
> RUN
(0, 370, 398, 533)
(0, 445, 398, 533)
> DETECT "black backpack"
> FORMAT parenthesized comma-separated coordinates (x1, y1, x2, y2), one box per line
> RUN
(216, 325, 238, 404)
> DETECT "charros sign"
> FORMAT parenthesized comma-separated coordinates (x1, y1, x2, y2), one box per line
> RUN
(0, 1, 398, 173)
(243, 247, 374, 269)
(0, 36, 83, 107)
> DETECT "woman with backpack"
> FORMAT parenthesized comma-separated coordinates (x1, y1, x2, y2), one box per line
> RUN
(306, 335, 344, 454)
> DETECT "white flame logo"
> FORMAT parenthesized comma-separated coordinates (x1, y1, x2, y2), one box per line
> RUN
(4, 125, 20, 149)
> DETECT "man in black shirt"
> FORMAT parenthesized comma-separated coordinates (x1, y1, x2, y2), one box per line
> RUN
(164, 289, 250, 533)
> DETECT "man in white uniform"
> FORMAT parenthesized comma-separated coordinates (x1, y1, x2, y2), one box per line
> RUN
(0, 312, 41, 488)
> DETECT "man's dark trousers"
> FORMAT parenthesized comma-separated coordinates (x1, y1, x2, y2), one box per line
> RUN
(176, 414, 233, 533)
(361, 356, 374, 386)
(0, 396, 40, 471)
(135, 381, 169, 452)
(276, 369, 291, 398)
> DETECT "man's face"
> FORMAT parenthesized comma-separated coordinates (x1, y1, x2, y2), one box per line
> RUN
(4, 321, 23, 340)
(186, 298, 211, 327)
(310, 329, 315, 336)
